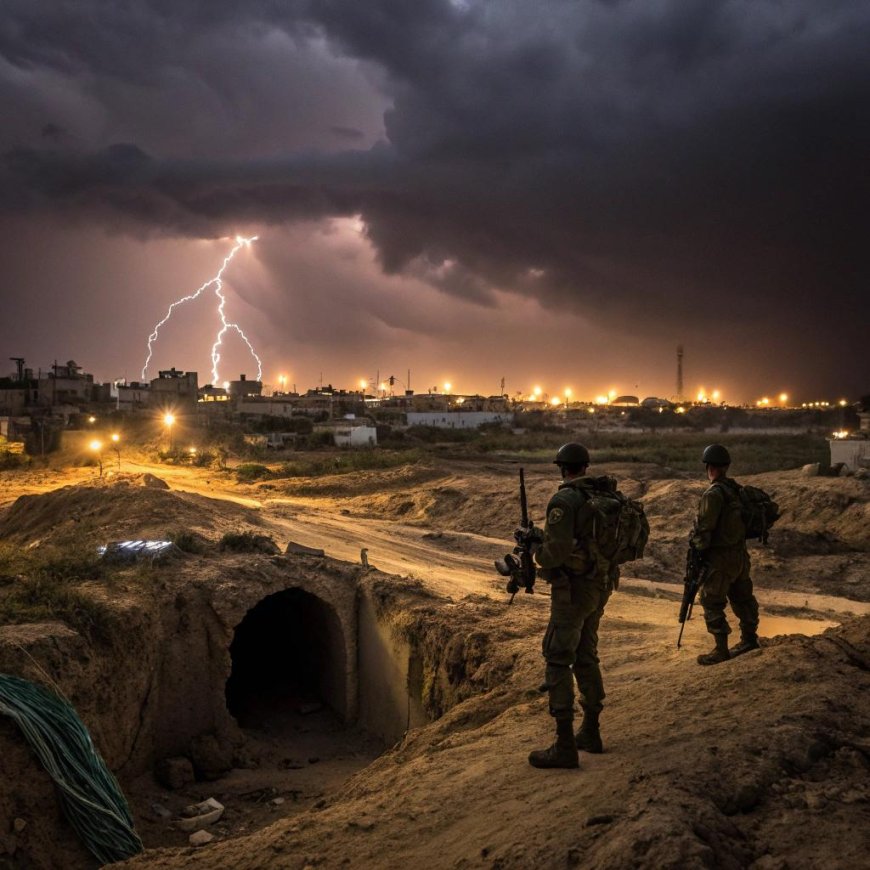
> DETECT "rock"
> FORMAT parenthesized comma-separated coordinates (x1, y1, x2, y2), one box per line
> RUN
(13, 819, 26, 834)
(149, 803, 172, 821)
(801, 463, 820, 477)
(155, 756, 195, 790)
(189, 830, 214, 847)
(855, 469, 869, 480)
(177, 799, 224, 832)
(142, 473, 170, 489)
(182, 797, 225, 818)
(285, 541, 326, 557)
(190, 733, 233, 781)
(270, 797, 285, 807)
(838, 464, 853, 477)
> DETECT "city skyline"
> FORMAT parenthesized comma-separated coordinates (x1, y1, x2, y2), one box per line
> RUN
(1, 2, 868, 402)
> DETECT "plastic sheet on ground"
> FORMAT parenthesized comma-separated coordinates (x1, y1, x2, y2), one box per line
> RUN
(98, 540, 180, 563)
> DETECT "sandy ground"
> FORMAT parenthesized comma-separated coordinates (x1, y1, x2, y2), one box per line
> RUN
(0, 452, 868, 868)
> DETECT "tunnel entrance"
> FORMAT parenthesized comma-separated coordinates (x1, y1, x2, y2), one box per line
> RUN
(226, 587, 347, 727)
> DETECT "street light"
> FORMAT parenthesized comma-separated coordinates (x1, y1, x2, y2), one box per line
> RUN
(443, 382, 452, 394)
(110, 432, 121, 471)
(163, 413, 176, 451)
(89, 439, 103, 477)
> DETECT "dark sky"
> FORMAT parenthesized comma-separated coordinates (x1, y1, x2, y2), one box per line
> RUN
(1, 0, 868, 402)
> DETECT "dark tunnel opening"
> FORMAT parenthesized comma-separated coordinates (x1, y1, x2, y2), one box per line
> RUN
(226, 587, 346, 727)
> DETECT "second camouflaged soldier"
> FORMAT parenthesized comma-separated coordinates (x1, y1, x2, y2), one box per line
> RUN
(528, 443, 617, 769)
(692, 444, 761, 665)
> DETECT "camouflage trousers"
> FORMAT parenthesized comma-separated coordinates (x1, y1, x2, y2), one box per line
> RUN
(542, 575, 611, 721)
(699, 547, 759, 638)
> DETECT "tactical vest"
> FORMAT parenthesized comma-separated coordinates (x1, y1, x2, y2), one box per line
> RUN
(708, 479, 746, 548)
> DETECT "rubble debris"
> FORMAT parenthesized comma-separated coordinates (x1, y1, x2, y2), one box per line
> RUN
(177, 799, 224, 832)
(190, 733, 233, 781)
(155, 757, 195, 791)
(188, 830, 214, 847)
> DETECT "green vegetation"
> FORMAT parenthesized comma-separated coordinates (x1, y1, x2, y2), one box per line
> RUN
(218, 532, 279, 554)
(0, 543, 113, 642)
(476, 431, 828, 474)
(0, 450, 29, 470)
(276, 449, 425, 478)
(167, 530, 209, 554)
(235, 462, 273, 482)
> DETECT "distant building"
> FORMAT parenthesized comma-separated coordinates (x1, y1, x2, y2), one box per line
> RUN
(150, 368, 198, 411)
(316, 416, 377, 447)
(37, 360, 94, 408)
(407, 411, 508, 429)
(641, 396, 672, 409)
(111, 381, 150, 412)
(829, 412, 870, 471)
(228, 374, 262, 399)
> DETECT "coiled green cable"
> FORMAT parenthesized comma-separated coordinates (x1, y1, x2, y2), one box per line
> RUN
(0, 673, 144, 865)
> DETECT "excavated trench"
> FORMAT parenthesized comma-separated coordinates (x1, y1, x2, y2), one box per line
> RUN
(0, 553, 445, 867)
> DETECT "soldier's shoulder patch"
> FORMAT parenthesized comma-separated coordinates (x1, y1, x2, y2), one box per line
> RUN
(547, 506, 566, 524)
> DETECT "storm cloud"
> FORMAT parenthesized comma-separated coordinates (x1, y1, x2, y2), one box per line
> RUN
(1, 0, 868, 395)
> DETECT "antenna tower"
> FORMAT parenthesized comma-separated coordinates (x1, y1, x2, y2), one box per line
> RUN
(676, 345, 684, 401)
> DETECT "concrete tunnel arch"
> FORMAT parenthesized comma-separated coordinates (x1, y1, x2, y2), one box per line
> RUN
(226, 587, 350, 725)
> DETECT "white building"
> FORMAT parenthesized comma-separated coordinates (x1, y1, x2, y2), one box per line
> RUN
(331, 424, 377, 447)
(406, 411, 508, 429)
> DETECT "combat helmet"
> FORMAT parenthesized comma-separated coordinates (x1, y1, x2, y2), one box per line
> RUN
(554, 442, 590, 467)
(702, 444, 731, 466)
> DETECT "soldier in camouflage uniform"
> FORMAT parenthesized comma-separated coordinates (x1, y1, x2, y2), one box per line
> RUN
(527, 443, 617, 769)
(692, 444, 760, 666)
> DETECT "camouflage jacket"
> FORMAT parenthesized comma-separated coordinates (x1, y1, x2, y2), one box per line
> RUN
(691, 476, 746, 551)
(534, 476, 596, 577)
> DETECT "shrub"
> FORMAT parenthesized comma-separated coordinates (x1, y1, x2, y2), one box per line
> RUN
(0, 543, 113, 643)
(168, 530, 209, 554)
(218, 532, 280, 554)
(235, 463, 273, 482)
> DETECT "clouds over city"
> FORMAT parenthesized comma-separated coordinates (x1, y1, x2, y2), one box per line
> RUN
(1, 0, 868, 395)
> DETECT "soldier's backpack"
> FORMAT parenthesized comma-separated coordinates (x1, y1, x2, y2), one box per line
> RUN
(577, 476, 650, 566)
(715, 481, 780, 544)
(737, 484, 780, 543)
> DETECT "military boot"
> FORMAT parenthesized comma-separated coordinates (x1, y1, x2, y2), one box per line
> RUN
(575, 710, 603, 754)
(528, 718, 579, 769)
(697, 633, 730, 666)
(730, 633, 760, 657)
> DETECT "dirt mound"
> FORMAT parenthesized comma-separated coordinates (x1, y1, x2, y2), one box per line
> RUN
(119, 609, 870, 870)
(0, 480, 264, 547)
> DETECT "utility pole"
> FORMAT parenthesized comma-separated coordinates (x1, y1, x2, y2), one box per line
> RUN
(676, 345, 684, 402)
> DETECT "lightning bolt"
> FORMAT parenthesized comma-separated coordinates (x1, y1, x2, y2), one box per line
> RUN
(141, 235, 262, 384)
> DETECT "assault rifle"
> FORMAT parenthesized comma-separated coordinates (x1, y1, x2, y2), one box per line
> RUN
(676, 535, 710, 648)
(494, 468, 539, 604)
